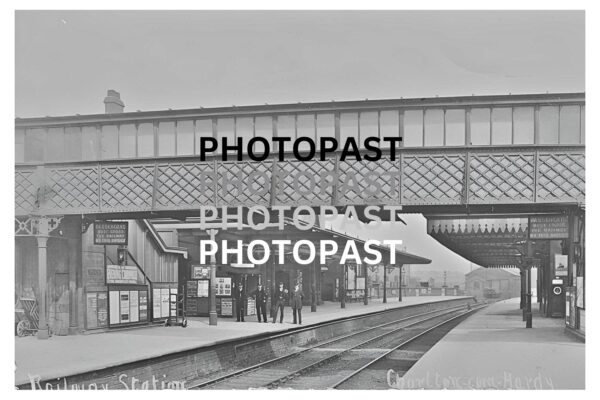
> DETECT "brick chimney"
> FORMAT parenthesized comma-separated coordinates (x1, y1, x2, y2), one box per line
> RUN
(103, 90, 125, 114)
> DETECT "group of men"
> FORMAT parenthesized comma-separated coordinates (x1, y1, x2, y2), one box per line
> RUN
(233, 281, 304, 324)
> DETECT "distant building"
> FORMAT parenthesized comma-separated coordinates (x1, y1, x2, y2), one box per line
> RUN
(465, 268, 521, 300)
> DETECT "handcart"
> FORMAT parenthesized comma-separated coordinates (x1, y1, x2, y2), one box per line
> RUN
(165, 289, 187, 327)
(15, 297, 50, 337)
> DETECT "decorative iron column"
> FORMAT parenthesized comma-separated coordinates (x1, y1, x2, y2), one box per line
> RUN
(399, 265, 403, 302)
(383, 265, 387, 304)
(207, 229, 218, 326)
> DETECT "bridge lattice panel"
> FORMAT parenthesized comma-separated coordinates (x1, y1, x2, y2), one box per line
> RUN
(155, 162, 215, 210)
(402, 153, 465, 204)
(469, 152, 535, 204)
(217, 161, 272, 206)
(15, 170, 37, 215)
(275, 159, 335, 206)
(537, 152, 585, 202)
(338, 158, 399, 205)
(46, 166, 100, 212)
(100, 164, 154, 211)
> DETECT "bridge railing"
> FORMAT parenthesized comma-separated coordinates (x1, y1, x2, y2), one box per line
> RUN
(15, 144, 584, 216)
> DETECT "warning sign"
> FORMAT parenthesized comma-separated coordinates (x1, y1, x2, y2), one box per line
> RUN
(94, 221, 129, 245)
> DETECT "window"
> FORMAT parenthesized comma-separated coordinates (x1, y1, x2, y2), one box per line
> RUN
(100, 125, 118, 159)
(359, 112, 378, 146)
(177, 120, 194, 155)
(539, 106, 559, 144)
(581, 106, 585, 144)
(46, 127, 65, 162)
(513, 107, 534, 144)
(277, 115, 295, 152)
(195, 119, 213, 154)
(118, 124, 136, 158)
(254, 116, 273, 139)
(379, 111, 399, 138)
(340, 113, 358, 143)
(470, 108, 491, 145)
(15, 129, 25, 163)
(445, 109, 465, 146)
(559, 106, 581, 144)
(64, 127, 82, 161)
(403, 110, 423, 147)
(297, 114, 315, 152)
(424, 109, 444, 146)
(491, 108, 512, 145)
(137, 123, 154, 157)
(235, 117, 253, 142)
(316, 114, 335, 139)
(82, 126, 98, 160)
(158, 122, 176, 156)
(25, 128, 46, 162)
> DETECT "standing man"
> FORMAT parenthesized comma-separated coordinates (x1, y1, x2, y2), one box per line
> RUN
(291, 283, 304, 325)
(234, 282, 246, 322)
(253, 284, 268, 323)
(272, 282, 288, 324)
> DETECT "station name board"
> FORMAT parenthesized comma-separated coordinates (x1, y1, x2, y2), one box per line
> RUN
(529, 215, 569, 240)
(94, 221, 129, 245)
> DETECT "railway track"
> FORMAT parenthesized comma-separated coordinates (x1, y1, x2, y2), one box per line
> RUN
(189, 303, 484, 390)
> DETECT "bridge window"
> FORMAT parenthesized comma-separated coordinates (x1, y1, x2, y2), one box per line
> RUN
(82, 126, 99, 160)
(46, 127, 65, 162)
(470, 108, 491, 145)
(65, 127, 82, 161)
(340, 113, 359, 144)
(195, 119, 213, 155)
(539, 106, 559, 144)
(158, 122, 176, 156)
(236, 117, 254, 142)
(559, 105, 581, 144)
(403, 110, 423, 147)
(254, 116, 273, 139)
(15, 129, 24, 163)
(445, 109, 465, 146)
(379, 110, 399, 138)
(359, 112, 378, 147)
(581, 106, 585, 144)
(100, 125, 118, 159)
(424, 109, 444, 146)
(491, 108, 512, 145)
(25, 128, 46, 162)
(297, 114, 315, 152)
(216, 118, 235, 154)
(316, 113, 335, 139)
(277, 115, 295, 140)
(177, 120, 194, 156)
(118, 124, 136, 158)
(513, 107, 534, 144)
(137, 123, 154, 157)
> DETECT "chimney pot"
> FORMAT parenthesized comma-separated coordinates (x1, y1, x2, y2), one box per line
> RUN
(104, 90, 125, 114)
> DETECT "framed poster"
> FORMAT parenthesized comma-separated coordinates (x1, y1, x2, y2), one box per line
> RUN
(86, 293, 98, 329)
(109, 291, 120, 325)
(356, 277, 366, 290)
(186, 280, 198, 297)
(129, 290, 139, 323)
(555, 254, 568, 276)
(153, 288, 161, 319)
(216, 277, 232, 296)
(221, 298, 233, 316)
(120, 292, 130, 323)
(197, 280, 209, 298)
(192, 265, 210, 279)
(138, 291, 148, 321)
(576, 276, 584, 308)
(247, 298, 256, 315)
(97, 292, 108, 327)
(160, 288, 170, 317)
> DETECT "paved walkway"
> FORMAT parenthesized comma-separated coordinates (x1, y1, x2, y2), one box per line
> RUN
(15, 296, 467, 386)
(396, 298, 584, 390)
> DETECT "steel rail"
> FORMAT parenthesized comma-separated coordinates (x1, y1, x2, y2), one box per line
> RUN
(329, 304, 488, 389)
(188, 302, 471, 389)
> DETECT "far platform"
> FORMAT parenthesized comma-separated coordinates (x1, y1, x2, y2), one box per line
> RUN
(15, 295, 469, 386)
(398, 297, 584, 390)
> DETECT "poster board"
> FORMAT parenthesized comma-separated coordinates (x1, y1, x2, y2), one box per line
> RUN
(138, 291, 148, 321)
(192, 265, 210, 279)
(197, 280, 209, 298)
(555, 254, 568, 276)
(220, 298, 233, 316)
(576, 276, 584, 308)
(129, 290, 139, 323)
(356, 277, 366, 290)
(215, 277, 232, 296)
(86, 293, 98, 329)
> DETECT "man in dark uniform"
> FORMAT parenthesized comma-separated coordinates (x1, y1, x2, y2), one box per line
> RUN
(252, 284, 268, 323)
(233, 283, 246, 322)
(272, 282, 288, 324)
(291, 283, 304, 324)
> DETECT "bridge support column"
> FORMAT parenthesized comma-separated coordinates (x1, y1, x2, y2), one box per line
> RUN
(207, 229, 218, 326)
(399, 265, 403, 302)
(310, 259, 317, 312)
(340, 262, 346, 309)
(36, 234, 50, 339)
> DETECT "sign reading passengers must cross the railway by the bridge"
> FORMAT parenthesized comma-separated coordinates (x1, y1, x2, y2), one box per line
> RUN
(94, 221, 129, 245)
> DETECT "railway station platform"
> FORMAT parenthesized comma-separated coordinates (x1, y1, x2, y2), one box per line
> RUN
(397, 297, 584, 390)
(15, 296, 469, 387)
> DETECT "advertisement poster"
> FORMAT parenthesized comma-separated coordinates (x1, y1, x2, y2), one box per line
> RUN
(138, 291, 148, 321)
(197, 280, 209, 298)
(221, 298, 233, 316)
(129, 290, 139, 323)
(555, 254, 568, 276)
(86, 293, 98, 329)
(216, 277, 232, 296)
(153, 288, 161, 319)
(109, 291, 120, 325)
(160, 288, 170, 317)
(119, 292, 130, 322)
(192, 265, 210, 279)
(97, 292, 108, 327)
(576, 276, 584, 308)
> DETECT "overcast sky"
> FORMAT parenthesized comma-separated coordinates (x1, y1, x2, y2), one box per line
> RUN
(14, 10, 585, 274)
